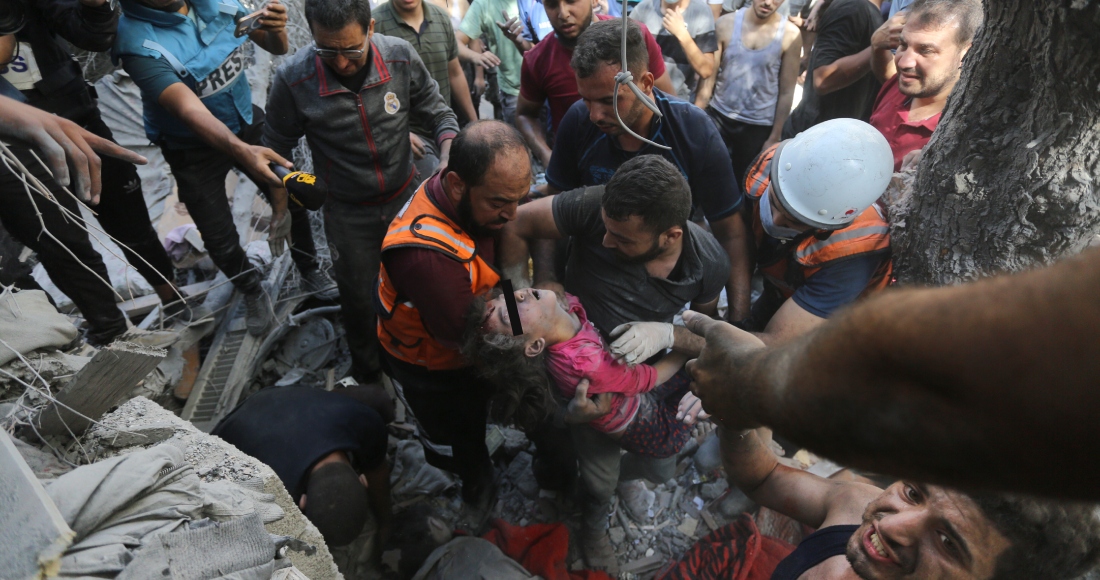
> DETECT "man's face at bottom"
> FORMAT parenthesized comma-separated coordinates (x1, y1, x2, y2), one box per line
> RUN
(846, 482, 1011, 580)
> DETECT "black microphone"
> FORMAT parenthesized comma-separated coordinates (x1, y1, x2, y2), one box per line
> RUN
(270, 164, 327, 211)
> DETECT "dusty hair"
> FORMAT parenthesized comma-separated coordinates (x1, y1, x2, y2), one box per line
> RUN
(971, 493, 1100, 579)
(603, 155, 692, 234)
(462, 293, 559, 432)
(906, 0, 984, 47)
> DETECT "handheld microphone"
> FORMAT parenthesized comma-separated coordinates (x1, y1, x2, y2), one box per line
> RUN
(270, 164, 327, 211)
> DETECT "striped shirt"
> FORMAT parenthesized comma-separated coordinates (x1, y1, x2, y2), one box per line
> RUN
(374, 2, 459, 136)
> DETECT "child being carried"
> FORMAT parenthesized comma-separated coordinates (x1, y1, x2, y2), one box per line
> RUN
(467, 287, 694, 458)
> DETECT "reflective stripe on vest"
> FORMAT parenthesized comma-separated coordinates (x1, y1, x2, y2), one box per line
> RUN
(744, 144, 776, 200)
(375, 181, 500, 370)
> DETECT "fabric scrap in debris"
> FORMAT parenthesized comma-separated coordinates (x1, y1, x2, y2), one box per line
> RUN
(481, 518, 613, 580)
(0, 289, 78, 366)
(412, 536, 537, 580)
(657, 514, 795, 580)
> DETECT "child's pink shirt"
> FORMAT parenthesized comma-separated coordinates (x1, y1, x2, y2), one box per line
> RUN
(545, 294, 657, 433)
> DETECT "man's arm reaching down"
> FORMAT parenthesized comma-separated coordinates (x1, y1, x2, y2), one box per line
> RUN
(682, 247, 1100, 500)
(158, 83, 291, 187)
(498, 195, 564, 284)
(516, 94, 552, 168)
(0, 95, 147, 203)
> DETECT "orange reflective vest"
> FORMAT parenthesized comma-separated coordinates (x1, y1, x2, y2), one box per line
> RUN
(743, 145, 893, 299)
(374, 181, 500, 370)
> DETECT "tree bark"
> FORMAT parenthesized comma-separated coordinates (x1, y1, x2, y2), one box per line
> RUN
(891, 0, 1100, 286)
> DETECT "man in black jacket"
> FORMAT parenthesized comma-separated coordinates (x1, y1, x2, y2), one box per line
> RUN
(0, 0, 193, 343)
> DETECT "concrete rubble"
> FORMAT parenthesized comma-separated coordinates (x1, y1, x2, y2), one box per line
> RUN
(1, 260, 846, 579)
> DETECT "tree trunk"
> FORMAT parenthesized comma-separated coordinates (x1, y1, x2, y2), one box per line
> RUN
(890, 0, 1100, 286)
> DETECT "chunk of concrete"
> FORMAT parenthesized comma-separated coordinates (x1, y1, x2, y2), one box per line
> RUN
(35, 341, 166, 437)
(0, 429, 75, 579)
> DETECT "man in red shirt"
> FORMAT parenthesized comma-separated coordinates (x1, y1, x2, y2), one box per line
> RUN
(868, 0, 982, 171)
(516, 0, 674, 167)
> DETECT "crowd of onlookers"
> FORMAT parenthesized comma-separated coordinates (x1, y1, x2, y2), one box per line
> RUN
(4, 0, 1100, 577)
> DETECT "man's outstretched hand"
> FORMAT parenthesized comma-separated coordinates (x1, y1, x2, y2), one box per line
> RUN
(683, 310, 768, 430)
(564, 378, 613, 424)
(0, 96, 147, 204)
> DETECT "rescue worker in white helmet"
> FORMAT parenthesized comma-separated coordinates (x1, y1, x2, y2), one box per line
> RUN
(738, 118, 895, 345)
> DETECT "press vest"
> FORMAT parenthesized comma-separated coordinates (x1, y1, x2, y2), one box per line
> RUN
(114, 0, 253, 144)
(744, 144, 892, 298)
(374, 181, 500, 370)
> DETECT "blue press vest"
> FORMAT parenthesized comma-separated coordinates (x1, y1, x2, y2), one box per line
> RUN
(114, 0, 253, 145)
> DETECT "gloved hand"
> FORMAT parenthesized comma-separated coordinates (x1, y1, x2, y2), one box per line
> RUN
(609, 321, 675, 365)
(268, 210, 291, 257)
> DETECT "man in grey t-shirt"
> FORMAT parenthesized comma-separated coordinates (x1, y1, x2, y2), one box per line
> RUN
(499, 155, 727, 574)
(630, 0, 719, 99)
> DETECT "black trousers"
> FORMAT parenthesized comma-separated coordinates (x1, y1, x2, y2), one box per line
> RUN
(385, 353, 492, 503)
(0, 145, 128, 343)
(78, 109, 175, 288)
(706, 107, 774, 192)
(161, 107, 317, 294)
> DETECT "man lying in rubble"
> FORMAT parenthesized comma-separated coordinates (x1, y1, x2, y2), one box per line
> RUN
(682, 305, 1100, 576)
(498, 154, 723, 575)
(678, 318, 1100, 579)
(212, 384, 393, 550)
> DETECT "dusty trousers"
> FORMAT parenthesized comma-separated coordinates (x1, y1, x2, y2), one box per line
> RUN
(0, 145, 128, 344)
(160, 107, 318, 295)
(323, 183, 416, 381)
(384, 353, 493, 504)
(571, 422, 677, 531)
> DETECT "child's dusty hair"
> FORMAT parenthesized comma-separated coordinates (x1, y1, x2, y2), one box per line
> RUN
(462, 292, 559, 432)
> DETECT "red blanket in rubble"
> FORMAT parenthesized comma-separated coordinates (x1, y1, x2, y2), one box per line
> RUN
(658, 514, 796, 580)
(482, 519, 613, 580)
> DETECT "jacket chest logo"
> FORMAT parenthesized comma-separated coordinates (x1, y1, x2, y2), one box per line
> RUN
(194, 45, 246, 98)
(384, 91, 401, 114)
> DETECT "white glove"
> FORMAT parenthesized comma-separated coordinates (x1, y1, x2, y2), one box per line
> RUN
(609, 321, 674, 365)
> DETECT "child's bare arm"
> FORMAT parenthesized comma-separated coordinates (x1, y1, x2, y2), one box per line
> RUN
(653, 352, 690, 384)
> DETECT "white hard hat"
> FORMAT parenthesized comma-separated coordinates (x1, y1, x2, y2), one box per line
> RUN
(771, 118, 894, 230)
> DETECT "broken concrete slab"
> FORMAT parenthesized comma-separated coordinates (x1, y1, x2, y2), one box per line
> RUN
(677, 516, 698, 537)
(35, 341, 166, 437)
(0, 429, 75, 579)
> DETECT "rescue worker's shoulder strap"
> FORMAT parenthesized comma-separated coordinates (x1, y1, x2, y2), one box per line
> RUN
(384, 214, 479, 263)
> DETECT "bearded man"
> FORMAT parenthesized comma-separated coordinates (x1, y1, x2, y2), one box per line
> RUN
(373, 121, 530, 527)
